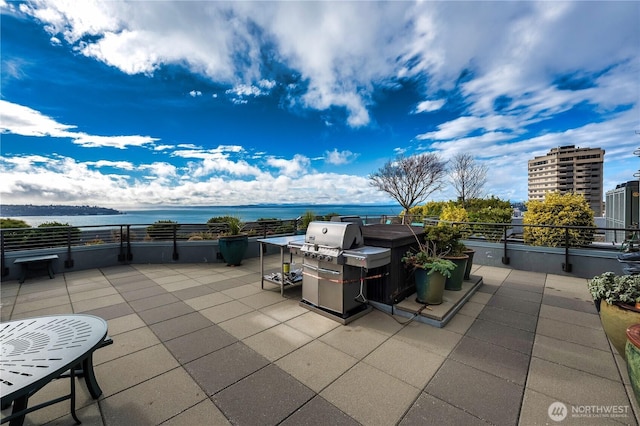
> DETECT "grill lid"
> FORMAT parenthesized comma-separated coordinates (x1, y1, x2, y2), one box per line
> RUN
(304, 221, 363, 250)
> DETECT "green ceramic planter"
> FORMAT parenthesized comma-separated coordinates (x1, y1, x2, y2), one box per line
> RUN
(415, 267, 446, 305)
(626, 324, 640, 406)
(599, 300, 640, 360)
(218, 235, 248, 266)
(444, 255, 468, 291)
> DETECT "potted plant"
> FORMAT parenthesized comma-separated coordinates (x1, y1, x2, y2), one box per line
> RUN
(588, 272, 640, 359)
(402, 228, 456, 305)
(209, 216, 248, 266)
(425, 225, 468, 291)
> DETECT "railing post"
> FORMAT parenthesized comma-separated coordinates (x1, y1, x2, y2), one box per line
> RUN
(118, 225, 126, 262)
(126, 225, 133, 262)
(172, 224, 179, 260)
(562, 226, 572, 272)
(502, 223, 510, 264)
(64, 227, 74, 268)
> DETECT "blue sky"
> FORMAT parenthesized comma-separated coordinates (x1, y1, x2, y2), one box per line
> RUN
(1, 1, 638, 209)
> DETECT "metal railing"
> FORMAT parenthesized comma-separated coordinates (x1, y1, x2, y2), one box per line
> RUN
(1, 216, 637, 277)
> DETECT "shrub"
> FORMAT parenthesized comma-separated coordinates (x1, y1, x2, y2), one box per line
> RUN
(0, 218, 30, 229)
(146, 220, 179, 240)
(523, 191, 595, 247)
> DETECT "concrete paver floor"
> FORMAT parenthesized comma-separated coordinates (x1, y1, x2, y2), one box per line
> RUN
(1, 256, 638, 425)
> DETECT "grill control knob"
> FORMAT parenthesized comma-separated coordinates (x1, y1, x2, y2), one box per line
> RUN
(317, 255, 325, 261)
(326, 256, 332, 262)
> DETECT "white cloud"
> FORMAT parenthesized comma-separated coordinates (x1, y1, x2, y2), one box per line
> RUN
(86, 160, 135, 170)
(266, 154, 311, 178)
(325, 149, 358, 166)
(413, 99, 445, 114)
(189, 90, 202, 97)
(0, 100, 159, 149)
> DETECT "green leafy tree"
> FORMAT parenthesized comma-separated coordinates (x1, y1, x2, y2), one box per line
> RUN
(0, 218, 30, 228)
(523, 191, 595, 247)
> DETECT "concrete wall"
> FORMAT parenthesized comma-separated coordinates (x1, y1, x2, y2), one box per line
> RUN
(464, 240, 623, 279)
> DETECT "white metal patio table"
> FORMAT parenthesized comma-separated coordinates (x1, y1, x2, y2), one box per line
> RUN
(0, 314, 108, 426)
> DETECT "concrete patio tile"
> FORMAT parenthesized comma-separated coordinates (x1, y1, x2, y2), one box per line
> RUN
(80, 301, 134, 320)
(285, 310, 341, 338)
(218, 310, 279, 340)
(170, 284, 217, 300)
(149, 311, 213, 341)
(100, 265, 140, 279)
(66, 280, 113, 294)
(476, 283, 499, 294)
(400, 392, 491, 426)
(443, 311, 476, 335)
(8, 303, 73, 320)
(128, 292, 180, 312)
(136, 301, 196, 325)
(236, 289, 285, 309)
(118, 285, 168, 302)
(36, 401, 103, 426)
(72, 294, 126, 312)
(199, 299, 254, 323)
(213, 364, 315, 425)
(505, 269, 547, 285)
(11, 294, 70, 315)
(350, 308, 404, 337)
(536, 317, 610, 351)
(466, 318, 535, 355)
(161, 400, 231, 426)
(526, 357, 633, 411)
(93, 326, 162, 365)
(106, 275, 151, 288)
(12, 277, 66, 295)
(542, 293, 597, 314)
(457, 300, 486, 318)
(243, 323, 313, 361)
(426, 359, 523, 425)
(105, 313, 146, 336)
(16, 287, 69, 303)
(95, 344, 180, 397)
(394, 321, 463, 357)
(259, 299, 308, 322)
(475, 266, 512, 282)
(280, 396, 360, 426)
(160, 279, 203, 293)
(494, 286, 543, 303)
(486, 294, 541, 317)
(183, 291, 233, 311)
(69, 287, 119, 303)
(184, 342, 269, 396)
(109, 278, 159, 292)
(450, 336, 530, 385)
(545, 274, 591, 298)
(501, 280, 546, 294)
(152, 274, 191, 285)
(275, 340, 358, 393)
(220, 283, 263, 299)
(538, 304, 602, 329)
(163, 324, 237, 364)
(518, 388, 629, 426)
(321, 362, 420, 426)
(363, 336, 446, 389)
(0, 282, 20, 297)
(319, 323, 389, 360)
(477, 305, 538, 332)
(533, 334, 620, 379)
(100, 367, 207, 426)
(469, 291, 492, 304)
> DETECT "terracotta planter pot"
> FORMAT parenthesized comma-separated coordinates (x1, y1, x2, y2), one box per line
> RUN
(626, 324, 640, 406)
(599, 300, 640, 360)
(414, 267, 446, 305)
(444, 255, 468, 291)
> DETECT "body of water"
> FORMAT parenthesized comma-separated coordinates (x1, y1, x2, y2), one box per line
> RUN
(4, 204, 401, 227)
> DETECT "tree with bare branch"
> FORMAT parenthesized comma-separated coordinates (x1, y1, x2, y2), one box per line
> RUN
(449, 153, 487, 208)
(369, 153, 447, 218)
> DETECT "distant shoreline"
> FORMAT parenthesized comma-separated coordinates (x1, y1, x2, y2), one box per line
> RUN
(0, 204, 123, 217)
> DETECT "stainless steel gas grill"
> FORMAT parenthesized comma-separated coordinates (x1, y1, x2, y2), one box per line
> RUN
(289, 221, 391, 323)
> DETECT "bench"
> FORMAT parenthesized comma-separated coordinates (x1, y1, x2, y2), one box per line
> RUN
(13, 254, 59, 283)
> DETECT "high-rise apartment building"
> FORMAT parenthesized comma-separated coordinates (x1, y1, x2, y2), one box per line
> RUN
(528, 145, 605, 216)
